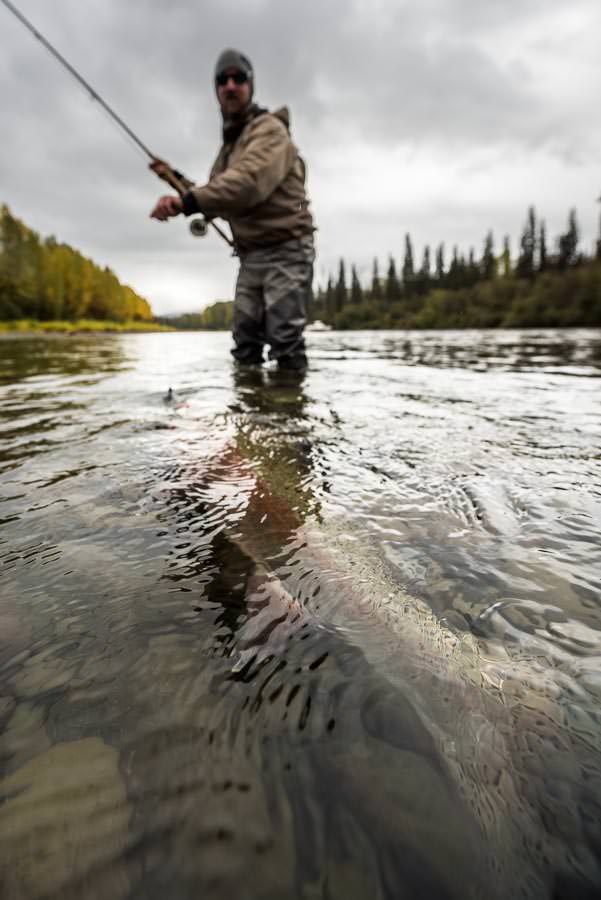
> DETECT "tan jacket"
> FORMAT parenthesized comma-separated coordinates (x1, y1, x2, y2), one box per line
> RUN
(187, 107, 314, 253)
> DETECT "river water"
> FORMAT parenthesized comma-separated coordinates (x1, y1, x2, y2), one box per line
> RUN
(1, 328, 601, 900)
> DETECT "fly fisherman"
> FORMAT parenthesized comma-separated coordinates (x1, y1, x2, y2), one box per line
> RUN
(150, 49, 316, 372)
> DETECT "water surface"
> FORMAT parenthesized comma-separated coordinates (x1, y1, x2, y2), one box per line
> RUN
(1, 328, 601, 899)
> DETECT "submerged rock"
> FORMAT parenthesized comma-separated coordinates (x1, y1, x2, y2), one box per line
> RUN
(1, 701, 51, 774)
(0, 737, 130, 900)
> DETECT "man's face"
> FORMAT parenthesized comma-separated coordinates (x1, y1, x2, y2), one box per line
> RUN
(216, 67, 251, 116)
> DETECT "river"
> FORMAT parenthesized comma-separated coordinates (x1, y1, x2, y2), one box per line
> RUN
(1, 328, 601, 899)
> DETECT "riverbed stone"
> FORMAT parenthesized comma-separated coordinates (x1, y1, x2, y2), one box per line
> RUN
(0, 695, 16, 725)
(0, 737, 130, 900)
(14, 649, 77, 698)
(1, 701, 51, 772)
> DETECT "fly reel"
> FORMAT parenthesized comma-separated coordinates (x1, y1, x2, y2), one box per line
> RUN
(189, 217, 208, 238)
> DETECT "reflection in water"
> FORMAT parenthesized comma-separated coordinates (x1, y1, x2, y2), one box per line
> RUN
(160, 367, 319, 675)
(1, 330, 601, 899)
(0, 335, 132, 479)
(311, 328, 601, 375)
(0, 334, 132, 385)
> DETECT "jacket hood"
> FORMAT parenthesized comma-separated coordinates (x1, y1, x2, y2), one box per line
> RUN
(272, 106, 290, 131)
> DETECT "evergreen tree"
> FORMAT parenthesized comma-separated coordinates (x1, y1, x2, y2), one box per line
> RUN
(385, 255, 400, 302)
(447, 246, 460, 289)
(501, 236, 512, 277)
(415, 246, 432, 295)
(596, 208, 601, 262)
(516, 206, 537, 279)
(557, 209, 579, 269)
(371, 258, 381, 300)
(402, 234, 415, 294)
(325, 275, 335, 320)
(467, 248, 479, 286)
(350, 265, 363, 305)
(538, 221, 547, 272)
(457, 253, 469, 289)
(435, 243, 445, 284)
(334, 259, 346, 313)
(313, 283, 326, 320)
(481, 231, 496, 281)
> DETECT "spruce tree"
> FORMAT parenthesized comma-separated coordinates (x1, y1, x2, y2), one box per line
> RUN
(371, 258, 381, 300)
(334, 259, 346, 313)
(538, 221, 547, 272)
(456, 252, 468, 289)
(467, 248, 479, 286)
(415, 246, 431, 295)
(558, 209, 579, 269)
(481, 230, 496, 280)
(402, 234, 415, 294)
(435, 243, 445, 284)
(447, 246, 460, 289)
(385, 255, 400, 302)
(313, 283, 326, 320)
(325, 275, 335, 320)
(501, 236, 511, 277)
(516, 206, 537, 278)
(350, 265, 363, 305)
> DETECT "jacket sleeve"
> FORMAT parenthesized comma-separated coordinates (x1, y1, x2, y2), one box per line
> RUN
(185, 116, 296, 218)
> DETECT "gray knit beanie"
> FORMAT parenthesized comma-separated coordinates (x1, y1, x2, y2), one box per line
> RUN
(215, 48, 254, 96)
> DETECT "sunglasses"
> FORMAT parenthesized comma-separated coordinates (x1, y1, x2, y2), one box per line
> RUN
(216, 71, 249, 87)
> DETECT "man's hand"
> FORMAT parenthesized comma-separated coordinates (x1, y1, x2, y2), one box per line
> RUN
(150, 195, 183, 221)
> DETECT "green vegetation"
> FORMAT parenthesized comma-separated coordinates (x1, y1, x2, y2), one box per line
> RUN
(4, 202, 601, 333)
(0, 318, 171, 334)
(155, 301, 233, 331)
(0, 205, 154, 326)
(164, 204, 601, 332)
(311, 205, 601, 329)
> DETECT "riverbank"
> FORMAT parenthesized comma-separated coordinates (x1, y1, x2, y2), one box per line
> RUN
(0, 319, 173, 336)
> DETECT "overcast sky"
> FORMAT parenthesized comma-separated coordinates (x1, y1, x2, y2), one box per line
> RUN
(1, 0, 600, 314)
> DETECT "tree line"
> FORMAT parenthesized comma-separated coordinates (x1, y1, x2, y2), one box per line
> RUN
(312, 206, 601, 329)
(155, 301, 233, 331)
(4, 201, 600, 331)
(0, 205, 152, 322)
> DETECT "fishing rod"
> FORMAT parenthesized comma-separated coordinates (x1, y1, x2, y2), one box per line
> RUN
(0, 0, 233, 247)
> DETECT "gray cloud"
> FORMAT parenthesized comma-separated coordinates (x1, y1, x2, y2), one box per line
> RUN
(1, 0, 599, 313)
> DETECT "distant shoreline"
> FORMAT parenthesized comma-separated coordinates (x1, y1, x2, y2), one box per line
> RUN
(2, 322, 600, 340)
(0, 320, 174, 337)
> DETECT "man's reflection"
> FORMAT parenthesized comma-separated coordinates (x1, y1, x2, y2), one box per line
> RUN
(162, 365, 319, 659)
(228, 365, 318, 526)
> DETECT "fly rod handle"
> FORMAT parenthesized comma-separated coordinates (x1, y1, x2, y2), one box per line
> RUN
(151, 160, 234, 249)
(154, 165, 190, 197)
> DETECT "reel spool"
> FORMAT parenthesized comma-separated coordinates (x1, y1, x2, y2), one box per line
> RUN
(189, 217, 208, 238)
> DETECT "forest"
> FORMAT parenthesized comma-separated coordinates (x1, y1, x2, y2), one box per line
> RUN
(0, 205, 152, 324)
(175, 205, 601, 330)
(3, 202, 601, 331)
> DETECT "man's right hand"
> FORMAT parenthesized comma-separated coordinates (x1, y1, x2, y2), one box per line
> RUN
(150, 195, 183, 221)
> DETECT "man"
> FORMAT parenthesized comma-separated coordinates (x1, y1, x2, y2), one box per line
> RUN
(150, 49, 315, 371)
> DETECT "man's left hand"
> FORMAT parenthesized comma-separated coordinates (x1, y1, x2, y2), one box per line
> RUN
(150, 195, 183, 221)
